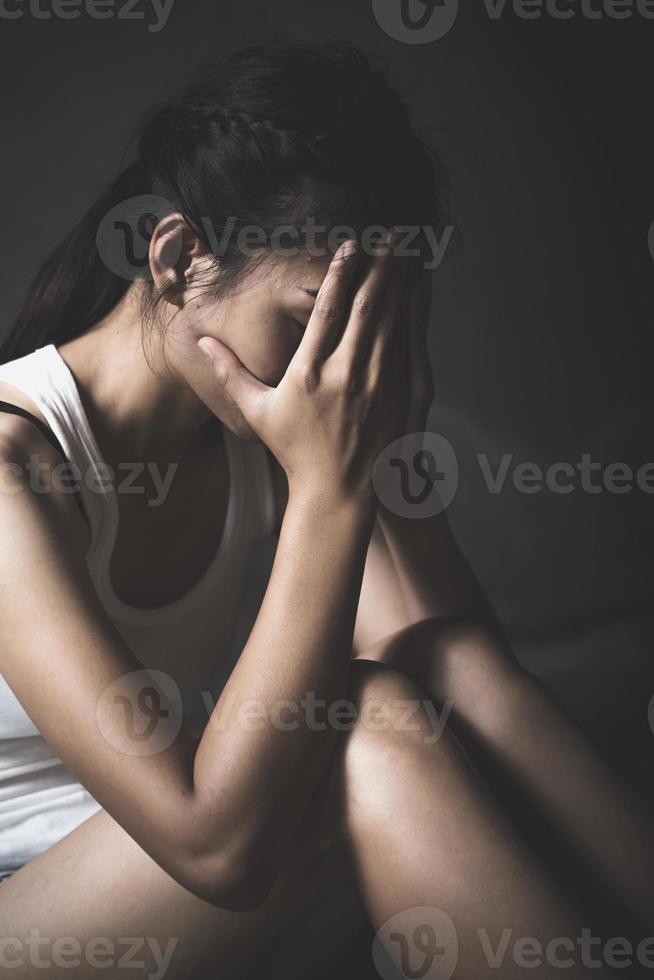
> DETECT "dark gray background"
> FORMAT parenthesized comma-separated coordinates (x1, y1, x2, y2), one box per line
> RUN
(1, 0, 653, 786)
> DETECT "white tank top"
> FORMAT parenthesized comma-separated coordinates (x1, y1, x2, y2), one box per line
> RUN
(0, 344, 278, 875)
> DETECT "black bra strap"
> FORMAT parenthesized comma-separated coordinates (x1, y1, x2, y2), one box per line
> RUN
(0, 401, 69, 460)
(0, 402, 85, 517)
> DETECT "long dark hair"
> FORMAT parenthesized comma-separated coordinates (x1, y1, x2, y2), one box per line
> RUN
(3, 37, 449, 364)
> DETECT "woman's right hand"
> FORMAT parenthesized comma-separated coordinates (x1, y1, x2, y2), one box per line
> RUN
(197, 230, 411, 503)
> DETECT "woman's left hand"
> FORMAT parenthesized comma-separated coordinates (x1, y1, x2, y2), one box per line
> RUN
(395, 236, 435, 435)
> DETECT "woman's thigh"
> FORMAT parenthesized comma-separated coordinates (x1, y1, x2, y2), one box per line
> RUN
(0, 795, 368, 980)
(0, 655, 441, 980)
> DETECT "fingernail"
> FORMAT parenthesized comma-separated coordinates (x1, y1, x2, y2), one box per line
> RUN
(197, 337, 215, 361)
(337, 239, 359, 260)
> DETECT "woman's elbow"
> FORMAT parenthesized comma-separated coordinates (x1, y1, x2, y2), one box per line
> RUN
(178, 837, 280, 911)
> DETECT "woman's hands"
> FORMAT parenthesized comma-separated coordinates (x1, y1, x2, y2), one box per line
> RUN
(403, 233, 435, 434)
(198, 230, 432, 503)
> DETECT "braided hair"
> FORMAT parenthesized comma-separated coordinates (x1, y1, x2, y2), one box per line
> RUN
(4, 37, 448, 361)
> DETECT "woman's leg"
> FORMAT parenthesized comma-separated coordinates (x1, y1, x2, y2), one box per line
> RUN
(359, 617, 654, 934)
(0, 657, 617, 980)
(324, 660, 621, 980)
(0, 807, 368, 980)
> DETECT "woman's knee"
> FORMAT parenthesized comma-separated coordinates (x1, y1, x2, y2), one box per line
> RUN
(417, 617, 519, 684)
(338, 660, 461, 808)
(290, 661, 451, 858)
(347, 658, 449, 745)
(360, 617, 530, 733)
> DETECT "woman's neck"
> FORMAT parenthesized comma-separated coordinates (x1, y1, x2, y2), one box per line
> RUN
(58, 287, 219, 465)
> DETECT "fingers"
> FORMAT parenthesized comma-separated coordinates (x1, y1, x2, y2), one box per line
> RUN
(293, 238, 361, 368)
(393, 261, 412, 380)
(197, 336, 269, 430)
(408, 229, 433, 335)
(336, 231, 399, 370)
(405, 258, 435, 431)
(367, 252, 410, 384)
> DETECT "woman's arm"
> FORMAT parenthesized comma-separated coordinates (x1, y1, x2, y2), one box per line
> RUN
(0, 235, 407, 911)
(352, 508, 504, 653)
(266, 254, 507, 651)
(351, 250, 504, 651)
(0, 409, 377, 914)
(192, 484, 376, 901)
(270, 456, 501, 652)
(267, 263, 503, 652)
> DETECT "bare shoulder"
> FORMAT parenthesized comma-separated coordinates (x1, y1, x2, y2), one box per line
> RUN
(0, 379, 49, 425)
(0, 404, 90, 556)
(0, 408, 52, 461)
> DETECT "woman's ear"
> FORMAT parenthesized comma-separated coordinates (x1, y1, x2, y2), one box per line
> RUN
(148, 213, 215, 307)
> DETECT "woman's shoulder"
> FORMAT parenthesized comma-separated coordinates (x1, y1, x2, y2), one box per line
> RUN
(0, 376, 66, 469)
(0, 382, 90, 554)
(0, 384, 52, 461)
(0, 379, 49, 427)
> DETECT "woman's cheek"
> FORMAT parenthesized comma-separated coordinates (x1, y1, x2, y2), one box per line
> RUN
(238, 324, 297, 387)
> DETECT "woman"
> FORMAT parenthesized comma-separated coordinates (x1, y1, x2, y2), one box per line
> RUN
(0, 38, 651, 980)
